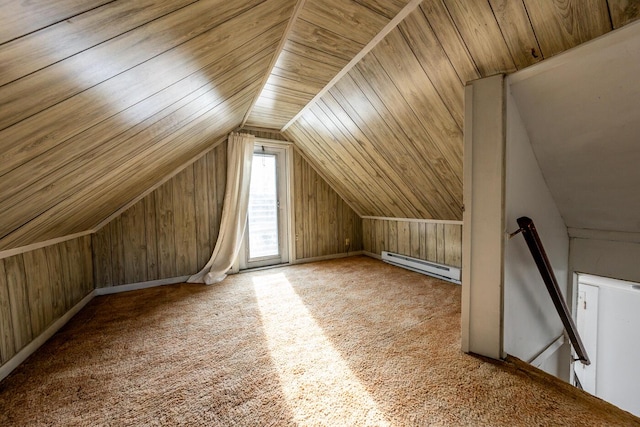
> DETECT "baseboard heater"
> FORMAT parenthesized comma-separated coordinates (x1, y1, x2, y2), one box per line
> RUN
(381, 251, 461, 284)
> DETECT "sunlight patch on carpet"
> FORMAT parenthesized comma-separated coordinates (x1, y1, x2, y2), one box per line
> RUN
(253, 272, 390, 426)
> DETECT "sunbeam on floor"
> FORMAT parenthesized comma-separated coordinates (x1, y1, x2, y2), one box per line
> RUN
(253, 272, 390, 426)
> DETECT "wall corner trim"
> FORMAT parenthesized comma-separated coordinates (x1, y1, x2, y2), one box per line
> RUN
(95, 276, 191, 296)
(0, 274, 192, 383)
(0, 290, 96, 383)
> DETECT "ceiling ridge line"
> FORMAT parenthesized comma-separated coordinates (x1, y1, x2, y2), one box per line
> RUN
(279, 0, 424, 133)
(240, 0, 309, 129)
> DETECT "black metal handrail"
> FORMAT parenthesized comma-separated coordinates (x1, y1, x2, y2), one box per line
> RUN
(512, 216, 590, 365)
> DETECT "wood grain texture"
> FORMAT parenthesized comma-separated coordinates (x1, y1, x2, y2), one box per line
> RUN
(3, 256, 32, 352)
(0, 72, 263, 250)
(354, 0, 411, 19)
(193, 156, 212, 269)
(0, 260, 15, 364)
(173, 166, 198, 275)
(363, 218, 462, 268)
(1, 0, 636, 256)
(523, 0, 612, 57)
(22, 248, 53, 338)
(608, 0, 640, 28)
(0, 0, 197, 87)
(489, 0, 543, 69)
(398, 8, 465, 127)
(419, 0, 480, 84)
(92, 141, 227, 287)
(44, 244, 66, 320)
(0, 0, 295, 252)
(0, 237, 92, 368)
(0, 0, 109, 44)
(443, 0, 516, 76)
(0, 0, 268, 131)
(92, 224, 113, 288)
(121, 200, 147, 284)
(246, 0, 397, 128)
(92, 136, 361, 286)
(285, 25, 464, 220)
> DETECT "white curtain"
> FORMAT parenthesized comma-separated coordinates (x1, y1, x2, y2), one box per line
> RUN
(188, 132, 255, 284)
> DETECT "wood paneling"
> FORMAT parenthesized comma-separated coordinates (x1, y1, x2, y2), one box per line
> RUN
(0, 0, 297, 252)
(0, 261, 15, 364)
(0, 0, 109, 44)
(608, 0, 640, 28)
(93, 136, 361, 285)
(285, 20, 463, 220)
(443, 0, 516, 76)
(293, 149, 363, 260)
(523, 0, 612, 58)
(0, 237, 93, 368)
(1, 0, 637, 254)
(93, 143, 227, 287)
(363, 218, 462, 268)
(488, 0, 543, 69)
(0, 0, 197, 87)
(282, 1, 632, 220)
(245, 0, 411, 128)
(419, 1, 479, 84)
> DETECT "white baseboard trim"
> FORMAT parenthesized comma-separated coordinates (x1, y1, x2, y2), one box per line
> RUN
(292, 251, 364, 265)
(362, 250, 382, 260)
(529, 335, 566, 368)
(0, 275, 192, 383)
(0, 290, 96, 383)
(95, 276, 191, 296)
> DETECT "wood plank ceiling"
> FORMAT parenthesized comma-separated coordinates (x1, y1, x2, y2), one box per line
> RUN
(0, 0, 298, 251)
(1, 0, 639, 251)
(283, 0, 640, 220)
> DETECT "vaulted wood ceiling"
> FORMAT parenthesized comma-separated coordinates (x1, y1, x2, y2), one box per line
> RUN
(1, 0, 638, 251)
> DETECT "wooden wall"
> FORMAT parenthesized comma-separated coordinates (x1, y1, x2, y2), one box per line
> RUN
(363, 218, 462, 268)
(0, 0, 297, 251)
(93, 143, 227, 287)
(282, 0, 640, 221)
(245, 0, 412, 129)
(293, 149, 363, 260)
(93, 131, 362, 287)
(0, 236, 93, 366)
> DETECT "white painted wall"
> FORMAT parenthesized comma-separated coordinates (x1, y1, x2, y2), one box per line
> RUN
(503, 88, 571, 379)
(571, 235, 640, 285)
(462, 75, 505, 360)
(509, 20, 640, 234)
(578, 274, 640, 417)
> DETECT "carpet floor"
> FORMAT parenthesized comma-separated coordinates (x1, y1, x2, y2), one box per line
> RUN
(0, 256, 637, 426)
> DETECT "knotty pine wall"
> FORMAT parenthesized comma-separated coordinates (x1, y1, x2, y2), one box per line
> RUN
(93, 132, 362, 287)
(0, 236, 93, 366)
(363, 218, 462, 268)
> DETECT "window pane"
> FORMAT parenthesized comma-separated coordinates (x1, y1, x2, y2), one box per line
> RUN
(248, 154, 279, 259)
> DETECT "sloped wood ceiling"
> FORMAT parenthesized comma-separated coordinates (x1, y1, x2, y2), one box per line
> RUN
(280, 0, 639, 219)
(0, 0, 297, 251)
(1, 0, 639, 251)
(245, 0, 412, 128)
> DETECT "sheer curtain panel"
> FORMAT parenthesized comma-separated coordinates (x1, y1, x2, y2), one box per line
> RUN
(188, 132, 255, 284)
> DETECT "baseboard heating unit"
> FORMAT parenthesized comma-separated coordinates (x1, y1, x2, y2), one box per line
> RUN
(381, 251, 461, 284)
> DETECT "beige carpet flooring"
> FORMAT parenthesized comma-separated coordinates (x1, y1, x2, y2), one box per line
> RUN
(0, 256, 638, 426)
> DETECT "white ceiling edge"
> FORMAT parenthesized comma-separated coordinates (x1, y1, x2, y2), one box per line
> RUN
(507, 19, 640, 234)
(509, 19, 640, 85)
(568, 228, 640, 243)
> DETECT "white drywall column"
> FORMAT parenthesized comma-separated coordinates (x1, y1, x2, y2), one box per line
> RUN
(503, 88, 570, 378)
(462, 74, 505, 359)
